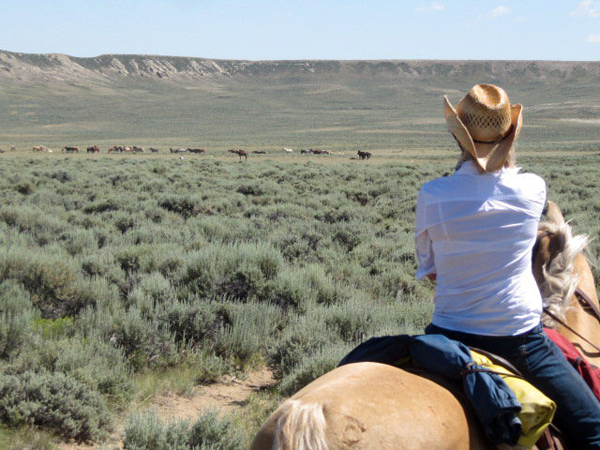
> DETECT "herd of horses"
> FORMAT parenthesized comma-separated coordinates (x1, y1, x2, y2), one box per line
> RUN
(251, 201, 599, 450)
(16, 146, 375, 161)
(29, 145, 154, 153)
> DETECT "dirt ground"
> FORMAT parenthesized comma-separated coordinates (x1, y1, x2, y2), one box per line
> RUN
(58, 368, 275, 450)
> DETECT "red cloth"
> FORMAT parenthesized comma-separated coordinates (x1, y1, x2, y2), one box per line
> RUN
(544, 327, 600, 401)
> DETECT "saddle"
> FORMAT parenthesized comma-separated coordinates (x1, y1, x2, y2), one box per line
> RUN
(338, 334, 564, 450)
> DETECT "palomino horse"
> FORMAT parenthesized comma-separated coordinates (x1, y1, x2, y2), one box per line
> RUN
(251, 201, 598, 450)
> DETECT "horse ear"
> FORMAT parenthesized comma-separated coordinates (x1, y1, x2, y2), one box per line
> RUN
(545, 201, 565, 225)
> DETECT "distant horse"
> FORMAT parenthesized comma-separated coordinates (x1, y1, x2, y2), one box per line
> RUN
(170, 147, 188, 154)
(283, 148, 294, 153)
(229, 149, 248, 161)
(87, 146, 100, 153)
(149, 148, 160, 153)
(132, 146, 144, 153)
(251, 201, 597, 450)
(253, 151, 267, 154)
(63, 146, 80, 153)
(32, 145, 48, 152)
(187, 148, 206, 154)
(358, 150, 372, 160)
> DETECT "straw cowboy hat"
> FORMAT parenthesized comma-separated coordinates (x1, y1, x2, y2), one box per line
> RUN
(444, 84, 523, 173)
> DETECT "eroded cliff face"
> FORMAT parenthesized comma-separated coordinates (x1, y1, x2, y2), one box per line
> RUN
(1, 49, 599, 86)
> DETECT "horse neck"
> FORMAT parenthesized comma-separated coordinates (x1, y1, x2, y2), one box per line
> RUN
(535, 223, 600, 365)
(560, 253, 600, 365)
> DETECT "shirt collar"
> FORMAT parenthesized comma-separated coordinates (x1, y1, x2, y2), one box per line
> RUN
(456, 160, 521, 177)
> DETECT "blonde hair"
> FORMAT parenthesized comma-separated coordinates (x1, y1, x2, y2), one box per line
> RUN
(454, 135, 516, 172)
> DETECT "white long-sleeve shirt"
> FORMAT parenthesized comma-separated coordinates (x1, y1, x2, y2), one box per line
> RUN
(415, 161, 546, 336)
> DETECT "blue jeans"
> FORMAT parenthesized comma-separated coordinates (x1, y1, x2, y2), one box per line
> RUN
(425, 322, 600, 449)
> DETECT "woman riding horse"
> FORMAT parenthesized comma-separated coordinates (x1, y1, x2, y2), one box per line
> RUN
(415, 84, 600, 448)
(251, 85, 600, 450)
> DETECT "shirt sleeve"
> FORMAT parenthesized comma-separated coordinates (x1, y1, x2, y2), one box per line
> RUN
(415, 188, 436, 280)
(415, 229, 436, 280)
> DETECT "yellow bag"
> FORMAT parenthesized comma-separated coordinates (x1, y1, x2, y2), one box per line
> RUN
(470, 350, 556, 448)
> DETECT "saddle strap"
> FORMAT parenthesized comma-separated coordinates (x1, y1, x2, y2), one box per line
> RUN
(575, 287, 600, 323)
(469, 347, 523, 377)
(460, 365, 526, 381)
(544, 307, 600, 354)
(536, 426, 562, 450)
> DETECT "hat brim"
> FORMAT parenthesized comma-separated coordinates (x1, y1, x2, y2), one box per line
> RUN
(444, 96, 523, 172)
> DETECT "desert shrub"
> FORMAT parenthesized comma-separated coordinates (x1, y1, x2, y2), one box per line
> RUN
(84, 306, 178, 371)
(187, 409, 245, 450)
(236, 183, 266, 196)
(114, 245, 154, 273)
(298, 264, 353, 306)
(272, 224, 326, 264)
(14, 181, 33, 195)
(113, 212, 137, 234)
(194, 349, 233, 384)
(178, 251, 215, 298)
(60, 228, 98, 256)
(158, 195, 201, 219)
(267, 313, 338, 380)
(330, 221, 365, 252)
(52, 339, 132, 401)
(80, 251, 125, 281)
(0, 371, 111, 442)
(0, 311, 38, 359)
(278, 344, 351, 397)
(122, 410, 190, 450)
(159, 299, 217, 347)
(214, 265, 266, 302)
(213, 301, 282, 369)
(128, 272, 176, 306)
(266, 268, 313, 312)
(187, 215, 249, 243)
(0, 279, 33, 314)
(0, 247, 96, 318)
(109, 308, 179, 370)
(0, 206, 63, 236)
(375, 265, 434, 301)
(179, 242, 283, 302)
(6, 337, 132, 403)
(321, 296, 395, 342)
(83, 198, 120, 214)
(122, 409, 244, 450)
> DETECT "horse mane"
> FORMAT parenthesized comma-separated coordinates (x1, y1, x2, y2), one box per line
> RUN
(538, 205, 590, 328)
(272, 400, 329, 450)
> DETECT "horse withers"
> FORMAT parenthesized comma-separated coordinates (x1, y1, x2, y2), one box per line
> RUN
(251, 201, 598, 450)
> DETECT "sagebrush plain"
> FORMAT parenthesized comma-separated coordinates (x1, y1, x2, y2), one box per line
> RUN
(0, 52, 599, 449)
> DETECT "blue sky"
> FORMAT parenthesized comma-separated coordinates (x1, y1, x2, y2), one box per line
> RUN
(1, 1, 599, 60)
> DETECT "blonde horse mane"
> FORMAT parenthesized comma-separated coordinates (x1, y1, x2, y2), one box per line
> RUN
(272, 400, 329, 450)
(538, 201, 590, 328)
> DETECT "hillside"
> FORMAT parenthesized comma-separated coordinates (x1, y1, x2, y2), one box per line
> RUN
(2, 49, 600, 85)
(1, 50, 599, 152)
